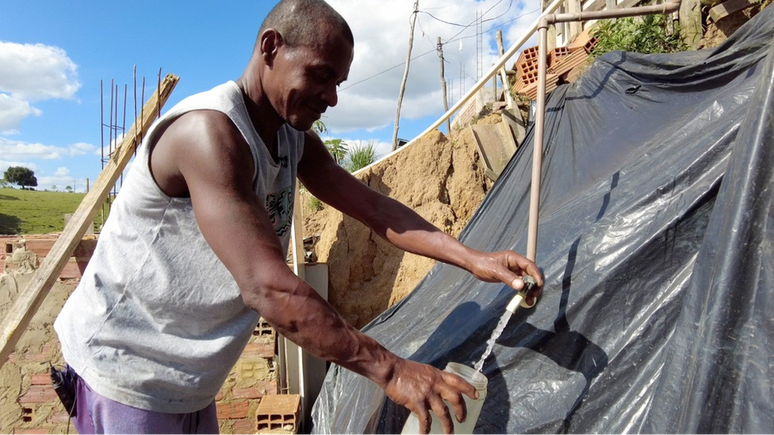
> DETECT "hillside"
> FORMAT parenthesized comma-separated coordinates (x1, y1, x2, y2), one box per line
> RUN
(0, 188, 87, 235)
(301, 117, 504, 329)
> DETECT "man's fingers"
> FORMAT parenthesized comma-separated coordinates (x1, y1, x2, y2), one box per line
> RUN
(443, 390, 466, 425)
(415, 406, 432, 435)
(429, 395, 454, 434)
(509, 276, 526, 291)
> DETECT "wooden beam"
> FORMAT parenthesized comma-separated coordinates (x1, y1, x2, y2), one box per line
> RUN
(0, 73, 180, 368)
(709, 0, 755, 22)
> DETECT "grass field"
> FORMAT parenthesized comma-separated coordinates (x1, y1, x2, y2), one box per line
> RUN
(0, 187, 92, 235)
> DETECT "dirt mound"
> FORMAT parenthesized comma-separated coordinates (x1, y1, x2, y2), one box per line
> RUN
(697, 0, 772, 49)
(302, 125, 494, 328)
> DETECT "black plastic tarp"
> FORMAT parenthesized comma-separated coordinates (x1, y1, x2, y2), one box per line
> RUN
(312, 5, 774, 433)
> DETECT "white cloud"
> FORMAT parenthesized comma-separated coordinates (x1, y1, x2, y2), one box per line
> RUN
(0, 93, 41, 132)
(0, 137, 97, 160)
(0, 41, 80, 133)
(0, 161, 38, 175)
(0, 41, 80, 101)
(70, 142, 99, 156)
(54, 167, 70, 177)
(325, 0, 543, 137)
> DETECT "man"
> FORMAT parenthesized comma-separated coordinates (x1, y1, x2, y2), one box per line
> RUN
(54, 0, 543, 433)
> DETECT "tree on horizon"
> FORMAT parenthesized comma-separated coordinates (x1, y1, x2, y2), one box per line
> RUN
(3, 166, 38, 189)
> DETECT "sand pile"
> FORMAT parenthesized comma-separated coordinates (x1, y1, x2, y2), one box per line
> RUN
(303, 120, 498, 328)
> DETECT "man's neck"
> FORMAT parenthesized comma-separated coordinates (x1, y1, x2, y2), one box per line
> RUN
(236, 77, 283, 155)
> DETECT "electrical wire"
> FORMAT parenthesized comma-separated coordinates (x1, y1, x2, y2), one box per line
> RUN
(339, 48, 436, 92)
(339, 1, 539, 92)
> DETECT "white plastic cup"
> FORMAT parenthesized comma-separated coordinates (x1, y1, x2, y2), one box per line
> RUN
(401, 362, 488, 434)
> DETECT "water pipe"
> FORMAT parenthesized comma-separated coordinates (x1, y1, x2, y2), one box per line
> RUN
(510, 0, 682, 315)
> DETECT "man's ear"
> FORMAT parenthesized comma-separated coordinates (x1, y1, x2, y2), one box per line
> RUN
(260, 29, 283, 66)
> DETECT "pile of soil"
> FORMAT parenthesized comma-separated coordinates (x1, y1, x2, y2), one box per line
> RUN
(697, 0, 772, 49)
(302, 120, 499, 329)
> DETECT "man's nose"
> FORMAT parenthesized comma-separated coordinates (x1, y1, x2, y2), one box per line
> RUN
(322, 85, 338, 108)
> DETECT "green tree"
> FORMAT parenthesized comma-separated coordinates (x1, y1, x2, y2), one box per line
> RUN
(66, 186, 73, 193)
(51, 185, 57, 191)
(3, 166, 38, 189)
(324, 138, 348, 165)
(345, 140, 377, 173)
(313, 120, 327, 135)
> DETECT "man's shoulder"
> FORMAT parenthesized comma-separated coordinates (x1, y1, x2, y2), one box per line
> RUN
(168, 81, 241, 116)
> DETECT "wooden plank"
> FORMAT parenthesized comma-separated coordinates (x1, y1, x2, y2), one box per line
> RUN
(619, 0, 642, 9)
(496, 31, 516, 109)
(680, 0, 704, 47)
(567, 0, 583, 43)
(0, 73, 180, 368)
(586, 0, 608, 13)
(709, 0, 755, 21)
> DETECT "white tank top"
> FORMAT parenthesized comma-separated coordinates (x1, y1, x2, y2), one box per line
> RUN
(55, 81, 304, 413)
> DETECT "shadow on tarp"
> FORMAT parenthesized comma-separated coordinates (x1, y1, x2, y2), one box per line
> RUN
(312, 5, 774, 433)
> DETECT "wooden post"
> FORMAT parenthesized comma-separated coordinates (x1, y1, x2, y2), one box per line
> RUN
(496, 31, 516, 109)
(392, 0, 419, 151)
(0, 73, 180, 368)
(437, 37, 451, 134)
(567, 0, 583, 42)
(680, 0, 703, 48)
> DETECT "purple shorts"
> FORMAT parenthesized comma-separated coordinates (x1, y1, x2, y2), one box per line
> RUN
(69, 367, 219, 434)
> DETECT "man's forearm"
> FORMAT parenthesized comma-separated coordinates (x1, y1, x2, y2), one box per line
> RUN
(244, 275, 399, 388)
(364, 194, 476, 272)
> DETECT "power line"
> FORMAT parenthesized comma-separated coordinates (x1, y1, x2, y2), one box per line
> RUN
(339, 49, 436, 92)
(339, 2, 539, 93)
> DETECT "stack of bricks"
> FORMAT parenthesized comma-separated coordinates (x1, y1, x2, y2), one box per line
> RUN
(510, 28, 599, 101)
(6, 276, 79, 434)
(511, 45, 540, 95)
(256, 394, 301, 433)
(216, 317, 282, 434)
(0, 234, 96, 280)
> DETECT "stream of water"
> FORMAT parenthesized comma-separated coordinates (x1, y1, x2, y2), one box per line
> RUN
(473, 309, 514, 372)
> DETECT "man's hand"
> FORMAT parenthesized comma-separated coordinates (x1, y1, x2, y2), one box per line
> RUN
(467, 250, 544, 305)
(383, 359, 478, 434)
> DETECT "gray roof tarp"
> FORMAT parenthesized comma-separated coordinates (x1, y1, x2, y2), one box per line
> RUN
(312, 5, 774, 433)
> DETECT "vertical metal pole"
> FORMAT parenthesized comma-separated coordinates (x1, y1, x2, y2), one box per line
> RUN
(100, 80, 104, 168)
(527, 21, 549, 262)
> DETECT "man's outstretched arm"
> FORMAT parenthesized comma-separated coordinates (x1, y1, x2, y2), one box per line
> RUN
(151, 111, 475, 434)
(298, 131, 543, 300)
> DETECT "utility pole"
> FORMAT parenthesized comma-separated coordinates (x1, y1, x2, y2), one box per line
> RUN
(392, 0, 419, 151)
(437, 37, 450, 134)
(496, 30, 516, 109)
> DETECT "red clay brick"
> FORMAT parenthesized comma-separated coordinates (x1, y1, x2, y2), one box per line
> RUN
(47, 412, 71, 424)
(19, 385, 58, 404)
(30, 373, 50, 385)
(217, 401, 249, 420)
(13, 429, 49, 434)
(233, 379, 279, 400)
(243, 342, 274, 359)
(231, 418, 256, 434)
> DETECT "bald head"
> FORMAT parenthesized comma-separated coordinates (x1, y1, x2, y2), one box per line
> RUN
(259, 0, 354, 49)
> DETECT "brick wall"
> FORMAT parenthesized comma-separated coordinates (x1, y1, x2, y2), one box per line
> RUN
(1, 236, 282, 434)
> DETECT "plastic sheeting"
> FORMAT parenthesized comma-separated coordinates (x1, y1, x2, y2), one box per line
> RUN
(312, 5, 774, 433)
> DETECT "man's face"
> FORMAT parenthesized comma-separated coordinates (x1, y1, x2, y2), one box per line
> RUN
(268, 32, 353, 131)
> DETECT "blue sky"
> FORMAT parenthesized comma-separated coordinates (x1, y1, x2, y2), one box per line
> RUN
(0, 0, 541, 192)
